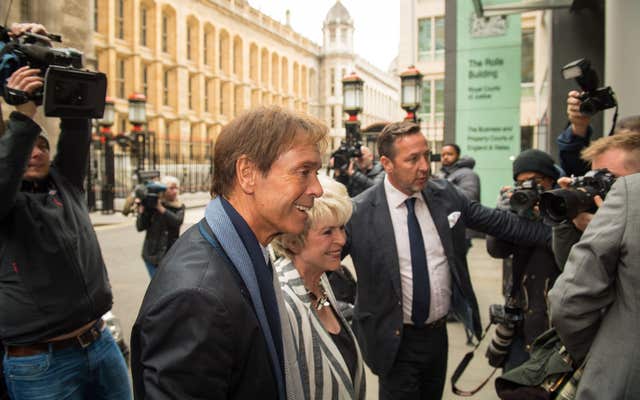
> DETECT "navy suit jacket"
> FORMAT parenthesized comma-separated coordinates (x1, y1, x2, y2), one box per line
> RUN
(343, 178, 550, 376)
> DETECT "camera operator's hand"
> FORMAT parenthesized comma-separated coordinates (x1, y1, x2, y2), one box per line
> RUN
(567, 90, 591, 138)
(557, 176, 603, 231)
(496, 186, 512, 211)
(6, 66, 43, 118)
(134, 198, 144, 215)
(9, 22, 49, 40)
(156, 202, 166, 214)
(347, 159, 356, 177)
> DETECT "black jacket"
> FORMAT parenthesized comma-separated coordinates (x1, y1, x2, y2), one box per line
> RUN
(136, 202, 185, 265)
(131, 221, 278, 399)
(347, 162, 385, 197)
(487, 232, 560, 347)
(0, 112, 112, 345)
(343, 179, 550, 376)
(437, 156, 481, 202)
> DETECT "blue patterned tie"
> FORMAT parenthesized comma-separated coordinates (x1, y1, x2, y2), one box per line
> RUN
(405, 197, 430, 326)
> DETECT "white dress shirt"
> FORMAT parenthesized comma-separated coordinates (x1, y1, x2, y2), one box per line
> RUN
(384, 176, 452, 324)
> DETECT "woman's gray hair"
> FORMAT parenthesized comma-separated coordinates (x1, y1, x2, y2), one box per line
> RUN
(161, 175, 180, 187)
(271, 175, 352, 259)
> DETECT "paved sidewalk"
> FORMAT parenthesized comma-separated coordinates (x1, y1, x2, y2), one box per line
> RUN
(89, 191, 211, 227)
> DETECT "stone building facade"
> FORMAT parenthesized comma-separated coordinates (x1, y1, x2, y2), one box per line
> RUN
(5, 0, 401, 159)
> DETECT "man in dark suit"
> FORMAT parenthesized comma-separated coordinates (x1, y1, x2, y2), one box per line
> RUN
(344, 121, 550, 400)
(131, 106, 326, 399)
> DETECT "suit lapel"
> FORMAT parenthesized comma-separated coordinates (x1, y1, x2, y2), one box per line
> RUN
(422, 183, 462, 287)
(372, 184, 403, 301)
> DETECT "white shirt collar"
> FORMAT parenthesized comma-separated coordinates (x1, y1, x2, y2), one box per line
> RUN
(384, 175, 424, 209)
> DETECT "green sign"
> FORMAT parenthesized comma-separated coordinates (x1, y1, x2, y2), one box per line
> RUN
(455, 0, 521, 206)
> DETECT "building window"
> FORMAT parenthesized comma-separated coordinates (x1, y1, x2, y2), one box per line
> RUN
(187, 26, 192, 60)
(163, 70, 169, 106)
(142, 65, 149, 98)
(434, 17, 445, 60)
(116, 0, 125, 39)
(418, 16, 445, 61)
(204, 80, 210, 112)
(330, 106, 335, 128)
(164, 122, 171, 158)
(188, 77, 193, 109)
(116, 59, 125, 98)
(119, 114, 127, 135)
(522, 28, 535, 84)
(330, 68, 335, 96)
(203, 33, 208, 65)
(21, 0, 30, 21)
(162, 14, 168, 53)
(94, 0, 99, 32)
(341, 28, 347, 44)
(219, 83, 224, 115)
(435, 79, 444, 116)
(140, 6, 148, 47)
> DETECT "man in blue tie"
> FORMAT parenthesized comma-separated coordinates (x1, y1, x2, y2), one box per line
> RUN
(343, 121, 551, 399)
(131, 106, 327, 399)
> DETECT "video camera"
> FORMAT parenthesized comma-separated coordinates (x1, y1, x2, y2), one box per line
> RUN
(0, 25, 107, 118)
(134, 181, 167, 210)
(509, 178, 545, 215)
(562, 58, 617, 117)
(539, 169, 615, 223)
(331, 140, 362, 174)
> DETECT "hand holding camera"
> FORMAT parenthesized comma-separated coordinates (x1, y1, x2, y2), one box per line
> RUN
(5, 66, 42, 117)
(566, 90, 591, 138)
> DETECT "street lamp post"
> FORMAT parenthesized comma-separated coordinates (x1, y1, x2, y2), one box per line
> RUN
(400, 66, 424, 123)
(332, 72, 364, 186)
(128, 93, 148, 182)
(98, 97, 116, 214)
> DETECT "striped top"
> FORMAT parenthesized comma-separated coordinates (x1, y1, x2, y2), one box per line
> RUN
(274, 258, 366, 400)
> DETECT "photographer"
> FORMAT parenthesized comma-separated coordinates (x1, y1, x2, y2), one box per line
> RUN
(557, 89, 640, 177)
(552, 131, 640, 268)
(135, 176, 185, 278)
(0, 23, 130, 400)
(548, 171, 640, 399)
(338, 145, 385, 197)
(485, 149, 561, 371)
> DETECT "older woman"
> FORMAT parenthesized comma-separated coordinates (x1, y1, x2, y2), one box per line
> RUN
(272, 176, 365, 400)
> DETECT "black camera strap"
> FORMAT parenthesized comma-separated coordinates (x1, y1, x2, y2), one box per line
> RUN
(451, 321, 498, 396)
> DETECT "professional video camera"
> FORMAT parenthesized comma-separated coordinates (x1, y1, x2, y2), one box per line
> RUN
(331, 140, 363, 173)
(134, 181, 167, 210)
(485, 303, 524, 368)
(562, 58, 617, 117)
(509, 178, 545, 215)
(0, 25, 107, 118)
(539, 169, 615, 223)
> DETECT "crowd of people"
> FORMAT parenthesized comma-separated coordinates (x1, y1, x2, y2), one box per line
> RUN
(2, 21, 640, 400)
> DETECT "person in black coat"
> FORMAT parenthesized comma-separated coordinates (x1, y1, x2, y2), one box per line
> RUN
(135, 175, 185, 277)
(0, 23, 130, 400)
(343, 121, 550, 400)
(131, 106, 328, 399)
(485, 149, 561, 371)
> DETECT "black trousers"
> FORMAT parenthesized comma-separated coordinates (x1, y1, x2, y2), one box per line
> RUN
(379, 323, 448, 400)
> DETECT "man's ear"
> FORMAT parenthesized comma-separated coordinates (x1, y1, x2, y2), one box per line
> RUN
(380, 155, 393, 174)
(235, 155, 258, 194)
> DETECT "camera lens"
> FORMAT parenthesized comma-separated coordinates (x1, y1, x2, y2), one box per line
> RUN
(539, 189, 594, 222)
(509, 190, 538, 213)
